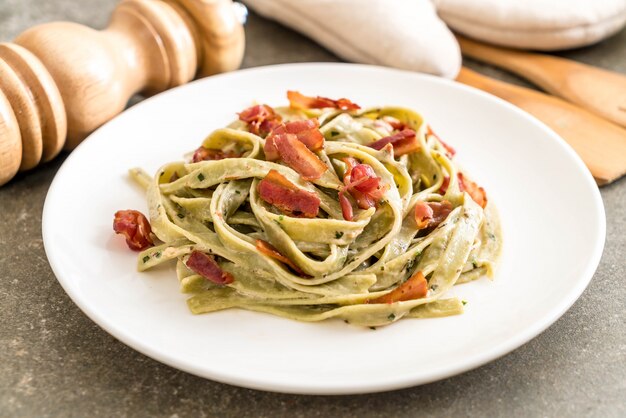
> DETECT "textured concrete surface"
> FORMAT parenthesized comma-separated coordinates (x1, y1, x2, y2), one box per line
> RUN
(1, 1, 625, 417)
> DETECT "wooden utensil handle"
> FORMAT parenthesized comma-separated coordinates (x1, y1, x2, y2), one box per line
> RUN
(458, 35, 626, 129)
(0, 0, 244, 186)
(457, 67, 626, 186)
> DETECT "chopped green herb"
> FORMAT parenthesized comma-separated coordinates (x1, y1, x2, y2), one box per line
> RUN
(488, 232, 496, 240)
(462, 300, 468, 306)
(472, 260, 479, 269)
(335, 231, 344, 239)
(197, 173, 205, 181)
(155, 251, 162, 258)
(235, 190, 241, 194)
(330, 130, 340, 137)
(430, 284, 439, 291)
(405, 258, 415, 272)
(279, 215, 284, 221)
(433, 174, 437, 180)
(177, 213, 185, 219)
(387, 313, 396, 321)
(142, 255, 150, 263)
(159, 171, 165, 177)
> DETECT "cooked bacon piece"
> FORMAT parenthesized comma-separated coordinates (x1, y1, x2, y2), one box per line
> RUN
(349, 164, 386, 198)
(340, 158, 388, 217)
(238, 104, 282, 136)
(369, 271, 428, 304)
(439, 174, 487, 208)
(415, 200, 453, 232)
(368, 129, 420, 156)
(258, 118, 282, 136)
(192, 146, 243, 163)
(239, 104, 272, 121)
(439, 175, 450, 194)
(272, 133, 327, 180)
(287, 90, 360, 111)
(349, 187, 376, 210)
(113, 210, 154, 251)
(258, 169, 320, 218)
(427, 125, 456, 157)
(458, 173, 488, 208)
(338, 190, 354, 221)
(414, 201, 434, 229)
(282, 119, 325, 151)
(429, 200, 454, 227)
(263, 136, 280, 161)
(185, 251, 234, 285)
(264, 119, 325, 160)
(256, 239, 307, 276)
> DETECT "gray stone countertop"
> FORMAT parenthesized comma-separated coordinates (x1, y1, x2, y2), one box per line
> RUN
(0, 1, 624, 416)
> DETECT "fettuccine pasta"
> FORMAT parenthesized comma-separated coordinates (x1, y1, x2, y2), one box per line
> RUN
(115, 91, 501, 327)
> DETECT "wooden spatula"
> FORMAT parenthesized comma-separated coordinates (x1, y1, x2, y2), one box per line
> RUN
(456, 67, 626, 185)
(457, 35, 626, 129)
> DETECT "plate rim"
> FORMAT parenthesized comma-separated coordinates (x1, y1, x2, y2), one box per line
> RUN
(42, 62, 606, 395)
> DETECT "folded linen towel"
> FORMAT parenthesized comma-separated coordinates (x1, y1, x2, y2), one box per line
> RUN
(434, 0, 626, 50)
(243, 0, 461, 78)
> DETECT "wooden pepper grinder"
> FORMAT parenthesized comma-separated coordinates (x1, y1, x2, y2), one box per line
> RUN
(0, 0, 245, 186)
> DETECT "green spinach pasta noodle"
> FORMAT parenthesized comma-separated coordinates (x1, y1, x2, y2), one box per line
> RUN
(124, 92, 501, 327)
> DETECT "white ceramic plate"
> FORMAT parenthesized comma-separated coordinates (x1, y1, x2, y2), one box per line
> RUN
(43, 63, 605, 395)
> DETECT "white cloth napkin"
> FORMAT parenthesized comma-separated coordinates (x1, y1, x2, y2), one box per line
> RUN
(435, 0, 626, 50)
(244, 0, 626, 78)
(244, 0, 461, 78)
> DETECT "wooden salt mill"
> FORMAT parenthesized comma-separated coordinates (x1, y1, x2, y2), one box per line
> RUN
(0, 0, 246, 186)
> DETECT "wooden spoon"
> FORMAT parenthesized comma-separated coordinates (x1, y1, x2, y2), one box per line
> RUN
(458, 35, 626, 129)
(456, 67, 626, 185)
